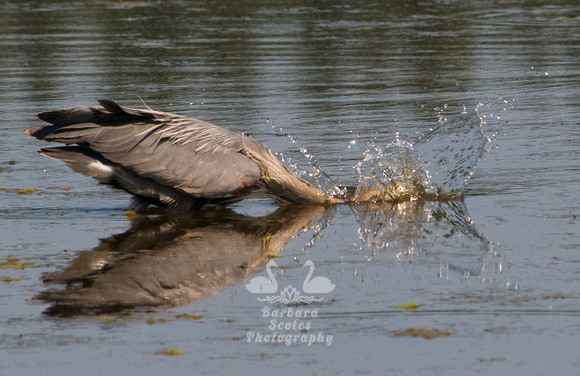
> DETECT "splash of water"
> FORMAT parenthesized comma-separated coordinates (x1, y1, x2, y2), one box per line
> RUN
(275, 106, 493, 203)
(353, 139, 433, 202)
(413, 109, 488, 195)
(353, 110, 488, 202)
(273, 131, 346, 200)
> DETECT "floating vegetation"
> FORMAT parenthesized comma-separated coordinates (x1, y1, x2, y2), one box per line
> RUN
(125, 210, 138, 219)
(0, 256, 32, 270)
(543, 295, 566, 300)
(0, 188, 39, 195)
(96, 315, 117, 324)
(432, 292, 575, 306)
(2, 277, 21, 284)
(47, 186, 71, 191)
(0, 165, 15, 173)
(154, 349, 186, 356)
(393, 303, 420, 311)
(0, 256, 45, 270)
(393, 328, 452, 339)
(259, 353, 279, 359)
(146, 318, 168, 325)
(479, 357, 506, 363)
(175, 314, 202, 320)
(16, 188, 38, 195)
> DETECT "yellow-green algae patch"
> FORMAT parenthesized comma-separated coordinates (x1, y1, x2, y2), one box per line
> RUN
(393, 302, 419, 311)
(154, 349, 186, 356)
(393, 328, 451, 339)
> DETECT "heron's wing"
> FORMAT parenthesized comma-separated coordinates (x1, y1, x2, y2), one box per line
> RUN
(86, 117, 264, 198)
(26, 100, 264, 198)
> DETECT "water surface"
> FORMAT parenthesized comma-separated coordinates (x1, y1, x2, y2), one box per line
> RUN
(1, 1, 580, 375)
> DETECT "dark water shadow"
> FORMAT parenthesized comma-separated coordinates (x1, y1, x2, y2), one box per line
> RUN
(39, 204, 327, 316)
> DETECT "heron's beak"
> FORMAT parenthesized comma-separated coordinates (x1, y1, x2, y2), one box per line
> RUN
(327, 196, 344, 204)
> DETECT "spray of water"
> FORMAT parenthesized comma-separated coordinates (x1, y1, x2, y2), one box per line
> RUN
(271, 123, 346, 201)
(352, 139, 434, 202)
(352, 109, 490, 202)
(275, 99, 512, 203)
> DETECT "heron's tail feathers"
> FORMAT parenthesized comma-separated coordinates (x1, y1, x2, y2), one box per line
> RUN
(24, 100, 158, 144)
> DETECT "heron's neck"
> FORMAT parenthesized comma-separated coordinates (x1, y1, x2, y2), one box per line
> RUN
(244, 146, 328, 205)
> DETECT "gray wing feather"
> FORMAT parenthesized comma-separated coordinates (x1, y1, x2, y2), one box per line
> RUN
(28, 101, 263, 198)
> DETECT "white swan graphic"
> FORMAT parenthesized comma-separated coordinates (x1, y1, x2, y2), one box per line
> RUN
(245, 260, 278, 294)
(303, 260, 335, 294)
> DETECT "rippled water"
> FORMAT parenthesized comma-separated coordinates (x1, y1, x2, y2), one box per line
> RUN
(1, 1, 580, 375)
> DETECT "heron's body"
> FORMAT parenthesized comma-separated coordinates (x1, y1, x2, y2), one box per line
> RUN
(25, 100, 339, 212)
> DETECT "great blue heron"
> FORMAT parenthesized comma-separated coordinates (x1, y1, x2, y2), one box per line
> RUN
(25, 100, 342, 212)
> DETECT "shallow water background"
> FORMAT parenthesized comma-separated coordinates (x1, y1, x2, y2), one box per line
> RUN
(1, 1, 580, 375)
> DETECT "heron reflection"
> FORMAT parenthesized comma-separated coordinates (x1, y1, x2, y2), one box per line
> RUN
(39, 204, 326, 316)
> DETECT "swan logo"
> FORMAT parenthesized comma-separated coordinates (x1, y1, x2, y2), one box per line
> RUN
(245, 260, 335, 304)
(245, 260, 335, 346)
